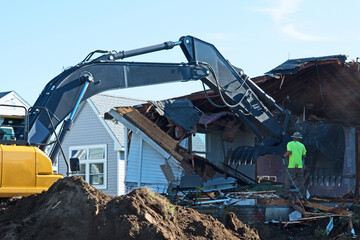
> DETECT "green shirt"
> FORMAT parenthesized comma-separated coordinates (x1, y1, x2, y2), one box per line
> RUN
(287, 141, 306, 168)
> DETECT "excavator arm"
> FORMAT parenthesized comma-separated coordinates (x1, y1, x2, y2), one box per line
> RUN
(29, 62, 208, 144)
(179, 36, 289, 139)
(27, 36, 290, 163)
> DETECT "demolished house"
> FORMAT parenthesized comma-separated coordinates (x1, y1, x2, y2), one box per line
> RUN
(106, 92, 258, 190)
(106, 54, 360, 200)
(253, 55, 360, 197)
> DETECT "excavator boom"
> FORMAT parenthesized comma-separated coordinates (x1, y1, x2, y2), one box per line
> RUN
(28, 36, 289, 164)
(1, 35, 338, 197)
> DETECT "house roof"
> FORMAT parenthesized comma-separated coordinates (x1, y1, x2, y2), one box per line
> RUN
(265, 55, 347, 75)
(89, 93, 146, 147)
(252, 55, 360, 125)
(0, 91, 31, 116)
(0, 91, 12, 99)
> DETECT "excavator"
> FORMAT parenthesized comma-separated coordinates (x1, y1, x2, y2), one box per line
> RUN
(0, 35, 343, 197)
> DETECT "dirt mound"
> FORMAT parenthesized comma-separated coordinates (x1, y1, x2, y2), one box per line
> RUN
(0, 177, 259, 240)
(225, 212, 259, 239)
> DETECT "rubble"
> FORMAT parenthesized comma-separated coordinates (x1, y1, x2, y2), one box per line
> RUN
(169, 180, 359, 239)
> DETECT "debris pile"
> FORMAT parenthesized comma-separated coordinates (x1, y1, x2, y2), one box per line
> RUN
(172, 182, 358, 238)
(171, 182, 283, 206)
(0, 177, 259, 240)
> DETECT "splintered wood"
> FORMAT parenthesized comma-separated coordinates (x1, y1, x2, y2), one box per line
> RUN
(114, 107, 183, 161)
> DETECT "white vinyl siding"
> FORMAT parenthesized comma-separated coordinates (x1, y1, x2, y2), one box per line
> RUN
(126, 134, 183, 193)
(58, 94, 184, 196)
(58, 103, 118, 195)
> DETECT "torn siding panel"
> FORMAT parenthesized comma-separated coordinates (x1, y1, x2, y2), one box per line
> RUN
(140, 140, 175, 184)
(126, 133, 141, 183)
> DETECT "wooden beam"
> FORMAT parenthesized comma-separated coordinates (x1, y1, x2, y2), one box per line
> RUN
(114, 107, 183, 161)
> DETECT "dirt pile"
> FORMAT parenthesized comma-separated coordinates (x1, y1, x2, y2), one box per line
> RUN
(0, 176, 259, 240)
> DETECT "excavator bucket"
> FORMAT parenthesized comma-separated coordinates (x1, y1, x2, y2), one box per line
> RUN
(231, 123, 345, 186)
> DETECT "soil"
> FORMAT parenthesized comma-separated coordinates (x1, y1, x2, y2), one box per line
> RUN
(0, 176, 259, 240)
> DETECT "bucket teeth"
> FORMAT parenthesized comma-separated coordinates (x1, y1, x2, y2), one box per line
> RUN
(230, 146, 258, 166)
(331, 176, 336, 187)
(308, 175, 342, 187)
(325, 177, 330, 187)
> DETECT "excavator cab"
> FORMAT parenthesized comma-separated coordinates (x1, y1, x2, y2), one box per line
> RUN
(0, 105, 28, 144)
(0, 105, 63, 197)
(0, 125, 15, 141)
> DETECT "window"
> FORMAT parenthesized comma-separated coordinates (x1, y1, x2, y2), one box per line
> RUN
(70, 145, 107, 189)
(179, 133, 207, 158)
(192, 133, 207, 158)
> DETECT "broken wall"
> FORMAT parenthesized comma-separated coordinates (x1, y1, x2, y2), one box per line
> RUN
(206, 130, 257, 180)
(124, 129, 184, 194)
(257, 127, 356, 197)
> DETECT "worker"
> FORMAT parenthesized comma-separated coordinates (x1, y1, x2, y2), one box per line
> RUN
(282, 131, 307, 198)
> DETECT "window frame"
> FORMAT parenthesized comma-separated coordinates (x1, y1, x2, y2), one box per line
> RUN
(69, 144, 107, 189)
(191, 133, 207, 158)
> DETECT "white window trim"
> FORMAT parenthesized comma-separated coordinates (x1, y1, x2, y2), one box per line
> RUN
(69, 144, 107, 189)
(117, 150, 126, 196)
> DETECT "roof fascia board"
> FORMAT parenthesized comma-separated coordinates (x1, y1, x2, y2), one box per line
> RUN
(11, 91, 31, 108)
(108, 108, 181, 168)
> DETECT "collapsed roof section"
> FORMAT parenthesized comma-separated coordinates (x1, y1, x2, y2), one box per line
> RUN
(265, 55, 347, 75)
(106, 96, 254, 185)
(149, 98, 202, 132)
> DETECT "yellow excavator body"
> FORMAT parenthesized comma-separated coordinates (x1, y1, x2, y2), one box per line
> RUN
(0, 144, 63, 197)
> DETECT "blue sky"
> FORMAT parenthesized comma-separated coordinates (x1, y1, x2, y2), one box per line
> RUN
(1, 0, 359, 105)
